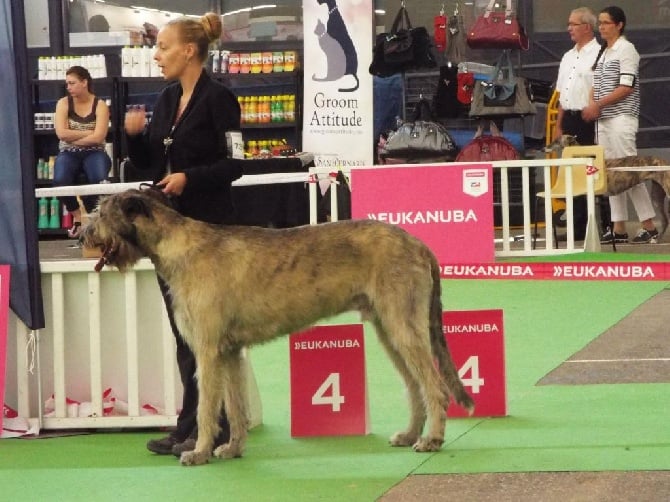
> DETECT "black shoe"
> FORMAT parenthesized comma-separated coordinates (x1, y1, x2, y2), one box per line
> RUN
(147, 434, 179, 455)
(600, 230, 628, 244)
(630, 228, 659, 244)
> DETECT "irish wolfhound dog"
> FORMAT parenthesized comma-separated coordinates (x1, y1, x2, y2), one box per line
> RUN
(81, 188, 474, 466)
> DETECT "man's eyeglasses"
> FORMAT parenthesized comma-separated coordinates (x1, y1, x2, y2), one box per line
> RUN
(597, 20, 616, 26)
(567, 22, 586, 28)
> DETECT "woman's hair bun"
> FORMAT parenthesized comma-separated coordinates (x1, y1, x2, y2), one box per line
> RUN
(201, 12, 222, 43)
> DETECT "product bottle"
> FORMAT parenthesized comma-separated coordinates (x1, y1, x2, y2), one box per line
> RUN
(36, 158, 45, 180)
(61, 205, 73, 229)
(248, 96, 258, 124)
(48, 197, 60, 229)
(37, 198, 49, 229)
(211, 49, 220, 73)
(48, 156, 55, 179)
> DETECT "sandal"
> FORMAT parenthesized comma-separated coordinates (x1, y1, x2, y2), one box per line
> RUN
(67, 221, 82, 239)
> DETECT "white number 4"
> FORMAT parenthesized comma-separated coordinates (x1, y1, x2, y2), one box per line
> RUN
(312, 372, 345, 412)
(458, 356, 485, 394)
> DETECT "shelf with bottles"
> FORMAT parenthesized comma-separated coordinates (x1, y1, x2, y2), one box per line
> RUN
(36, 196, 71, 237)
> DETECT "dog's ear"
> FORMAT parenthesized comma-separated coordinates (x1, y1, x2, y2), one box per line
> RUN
(120, 193, 153, 221)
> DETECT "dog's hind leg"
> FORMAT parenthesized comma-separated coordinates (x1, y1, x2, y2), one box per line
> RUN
(213, 348, 248, 460)
(373, 320, 425, 447)
(374, 318, 448, 452)
(180, 346, 226, 466)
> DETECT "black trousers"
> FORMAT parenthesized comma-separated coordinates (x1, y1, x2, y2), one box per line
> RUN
(158, 277, 230, 444)
(560, 111, 595, 146)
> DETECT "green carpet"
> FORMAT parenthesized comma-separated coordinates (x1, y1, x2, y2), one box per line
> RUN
(1, 277, 669, 501)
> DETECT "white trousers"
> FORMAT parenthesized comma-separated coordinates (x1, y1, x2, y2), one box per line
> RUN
(598, 115, 655, 223)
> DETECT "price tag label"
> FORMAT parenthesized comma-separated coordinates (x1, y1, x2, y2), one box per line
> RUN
(443, 309, 507, 417)
(289, 324, 369, 437)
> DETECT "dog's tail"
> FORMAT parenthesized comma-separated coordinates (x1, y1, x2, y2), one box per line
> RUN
(429, 260, 475, 415)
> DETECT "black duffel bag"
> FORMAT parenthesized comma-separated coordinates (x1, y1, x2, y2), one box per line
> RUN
(369, 6, 436, 77)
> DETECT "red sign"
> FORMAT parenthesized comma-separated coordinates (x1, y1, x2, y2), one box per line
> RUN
(0, 265, 10, 434)
(289, 324, 369, 437)
(350, 164, 495, 265)
(444, 309, 507, 417)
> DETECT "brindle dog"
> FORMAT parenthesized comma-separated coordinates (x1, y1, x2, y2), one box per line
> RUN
(547, 136, 670, 235)
(80, 189, 474, 466)
(606, 156, 670, 236)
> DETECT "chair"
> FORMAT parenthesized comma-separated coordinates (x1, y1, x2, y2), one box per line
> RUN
(534, 145, 606, 249)
(544, 90, 563, 214)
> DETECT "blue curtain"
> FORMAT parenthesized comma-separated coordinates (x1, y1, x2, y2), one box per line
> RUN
(0, 0, 44, 329)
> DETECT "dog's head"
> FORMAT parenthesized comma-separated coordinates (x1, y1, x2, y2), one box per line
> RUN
(80, 186, 177, 272)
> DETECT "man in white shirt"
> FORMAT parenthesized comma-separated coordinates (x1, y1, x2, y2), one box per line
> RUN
(555, 7, 600, 145)
(552, 7, 601, 238)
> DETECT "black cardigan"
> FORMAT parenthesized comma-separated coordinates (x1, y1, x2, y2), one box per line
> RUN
(126, 70, 243, 224)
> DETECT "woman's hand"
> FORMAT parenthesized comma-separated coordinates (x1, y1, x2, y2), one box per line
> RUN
(581, 102, 600, 122)
(158, 172, 187, 196)
(124, 108, 147, 136)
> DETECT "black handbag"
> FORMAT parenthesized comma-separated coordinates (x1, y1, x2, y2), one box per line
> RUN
(369, 6, 436, 77)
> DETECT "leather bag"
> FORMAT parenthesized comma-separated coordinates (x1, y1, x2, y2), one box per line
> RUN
(369, 6, 436, 77)
(457, 71, 475, 105)
(379, 120, 459, 162)
(455, 121, 520, 162)
(469, 51, 536, 118)
(466, 0, 529, 50)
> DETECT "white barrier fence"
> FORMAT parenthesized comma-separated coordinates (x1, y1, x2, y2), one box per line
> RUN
(309, 158, 602, 256)
(7, 159, 596, 433)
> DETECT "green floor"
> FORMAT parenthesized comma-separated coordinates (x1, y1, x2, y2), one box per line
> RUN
(2, 256, 669, 501)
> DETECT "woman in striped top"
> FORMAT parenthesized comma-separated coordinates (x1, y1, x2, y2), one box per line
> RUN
(53, 65, 111, 238)
(582, 6, 658, 245)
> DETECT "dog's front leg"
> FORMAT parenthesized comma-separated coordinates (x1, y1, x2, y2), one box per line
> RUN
(213, 349, 247, 459)
(180, 347, 224, 466)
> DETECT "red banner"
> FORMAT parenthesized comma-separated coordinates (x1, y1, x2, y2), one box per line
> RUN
(441, 262, 670, 280)
(0, 265, 10, 434)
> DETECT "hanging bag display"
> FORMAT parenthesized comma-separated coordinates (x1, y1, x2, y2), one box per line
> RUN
(433, 6, 447, 53)
(369, 2, 436, 77)
(469, 50, 536, 118)
(467, 0, 529, 50)
(446, 2, 467, 64)
(455, 121, 520, 162)
(378, 120, 459, 163)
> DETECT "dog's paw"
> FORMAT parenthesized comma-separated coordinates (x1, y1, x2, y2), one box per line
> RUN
(389, 431, 419, 447)
(412, 436, 444, 452)
(213, 442, 243, 459)
(179, 449, 210, 466)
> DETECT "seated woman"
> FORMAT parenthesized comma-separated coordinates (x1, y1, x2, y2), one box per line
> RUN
(53, 65, 111, 238)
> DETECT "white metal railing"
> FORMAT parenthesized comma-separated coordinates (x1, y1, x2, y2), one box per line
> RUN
(309, 157, 601, 257)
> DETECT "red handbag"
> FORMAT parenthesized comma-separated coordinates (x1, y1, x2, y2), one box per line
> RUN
(455, 121, 520, 162)
(467, 0, 529, 50)
(457, 72, 474, 104)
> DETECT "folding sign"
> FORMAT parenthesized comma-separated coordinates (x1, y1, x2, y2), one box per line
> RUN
(444, 309, 507, 417)
(289, 324, 369, 437)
